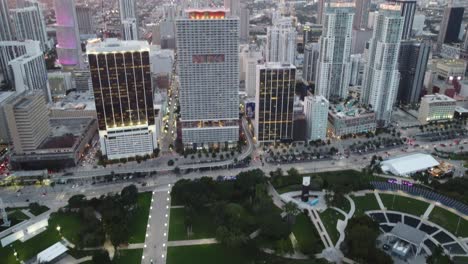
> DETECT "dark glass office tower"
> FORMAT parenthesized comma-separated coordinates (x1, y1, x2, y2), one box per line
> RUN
(255, 63, 296, 142)
(437, 6, 464, 51)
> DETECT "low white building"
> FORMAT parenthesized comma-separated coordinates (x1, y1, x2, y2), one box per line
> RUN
(418, 94, 456, 125)
(380, 153, 440, 176)
(304, 95, 328, 141)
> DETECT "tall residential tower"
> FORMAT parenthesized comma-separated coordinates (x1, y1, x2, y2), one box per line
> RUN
(316, 2, 354, 99)
(176, 9, 239, 147)
(361, 3, 403, 126)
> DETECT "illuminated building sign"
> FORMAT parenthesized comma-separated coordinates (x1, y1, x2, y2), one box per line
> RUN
(188, 10, 225, 20)
(192, 54, 225, 64)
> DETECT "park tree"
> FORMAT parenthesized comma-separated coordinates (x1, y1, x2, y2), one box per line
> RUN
(287, 167, 299, 178)
(92, 250, 111, 264)
(68, 194, 86, 209)
(282, 201, 300, 226)
(121, 184, 138, 207)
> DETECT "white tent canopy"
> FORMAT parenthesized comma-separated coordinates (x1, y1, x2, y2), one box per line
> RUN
(37, 242, 68, 263)
(380, 153, 439, 176)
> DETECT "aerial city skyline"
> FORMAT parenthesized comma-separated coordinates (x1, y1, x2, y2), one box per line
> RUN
(0, 0, 468, 263)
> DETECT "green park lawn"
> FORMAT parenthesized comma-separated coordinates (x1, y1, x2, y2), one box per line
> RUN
(277, 184, 302, 194)
(429, 206, 468, 237)
(0, 211, 86, 264)
(292, 214, 324, 255)
(167, 244, 328, 264)
(29, 205, 49, 216)
(319, 209, 344, 245)
(352, 193, 381, 216)
(168, 207, 217, 241)
(127, 192, 152, 243)
(112, 249, 143, 264)
(8, 209, 30, 221)
(379, 194, 429, 216)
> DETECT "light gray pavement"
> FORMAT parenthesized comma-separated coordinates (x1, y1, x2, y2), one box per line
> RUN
(141, 187, 171, 264)
(167, 238, 218, 247)
(423, 203, 435, 219)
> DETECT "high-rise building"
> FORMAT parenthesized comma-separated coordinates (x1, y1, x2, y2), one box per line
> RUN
(351, 28, 372, 54)
(76, 5, 94, 36)
(87, 39, 157, 159)
(224, 0, 239, 16)
(119, 0, 138, 40)
(54, 0, 83, 69)
(303, 42, 320, 84)
(239, 4, 249, 43)
(437, 6, 464, 51)
(316, 2, 354, 99)
(244, 46, 262, 98)
(350, 54, 365, 86)
(0, 0, 13, 41)
(396, 40, 430, 105)
(11, 2, 49, 51)
(0, 91, 16, 144)
(361, 3, 403, 126)
(317, 0, 324, 24)
(176, 9, 239, 146)
(0, 40, 41, 86)
(4, 91, 50, 154)
(353, 0, 370, 29)
(266, 24, 297, 64)
(122, 18, 138, 40)
(254, 63, 296, 143)
(389, 0, 416, 39)
(304, 95, 329, 141)
(303, 23, 322, 44)
(9, 50, 50, 101)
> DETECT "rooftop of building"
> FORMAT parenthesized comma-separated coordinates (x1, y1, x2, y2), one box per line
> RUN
(51, 91, 96, 111)
(421, 93, 456, 102)
(258, 62, 296, 69)
(436, 58, 467, 68)
(305, 95, 329, 104)
(39, 118, 95, 150)
(86, 38, 150, 54)
(329, 98, 373, 119)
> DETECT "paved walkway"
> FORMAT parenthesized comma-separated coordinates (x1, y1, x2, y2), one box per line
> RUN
(423, 203, 435, 219)
(21, 209, 35, 218)
(141, 188, 171, 264)
(167, 238, 218, 247)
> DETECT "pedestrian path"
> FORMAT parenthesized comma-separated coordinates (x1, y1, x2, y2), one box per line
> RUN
(167, 238, 218, 247)
(422, 203, 435, 219)
(21, 209, 35, 218)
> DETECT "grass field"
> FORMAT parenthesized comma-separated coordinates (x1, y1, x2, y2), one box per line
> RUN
(352, 194, 381, 216)
(292, 214, 324, 255)
(29, 205, 49, 216)
(319, 209, 344, 245)
(167, 244, 328, 264)
(168, 207, 217, 241)
(127, 192, 152, 243)
(49, 212, 83, 245)
(112, 249, 143, 264)
(429, 206, 468, 237)
(379, 194, 429, 216)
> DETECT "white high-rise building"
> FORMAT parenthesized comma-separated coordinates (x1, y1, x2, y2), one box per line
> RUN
(122, 18, 139, 40)
(176, 9, 239, 146)
(304, 95, 329, 141)
(350, 54, 365, 86)
(266, 24, 297, 64)
(0, 40, 41, 85)
(0, 0, 13, 41)
(87, 39, 157, 159)
(239, 4, 250, 43)
(303, 42, 320, 84)
(119, 0, 138, 40)
(224, 0, 240, 16)
(361, 3, 403, 126)
(11, 2, 49, 51)
(9, 51, 50, 101)
(316, 2, 354, 100)
(54, 0, 84, 69)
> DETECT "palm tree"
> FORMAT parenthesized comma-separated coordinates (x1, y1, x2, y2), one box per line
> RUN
(282, 201, 300, 226)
